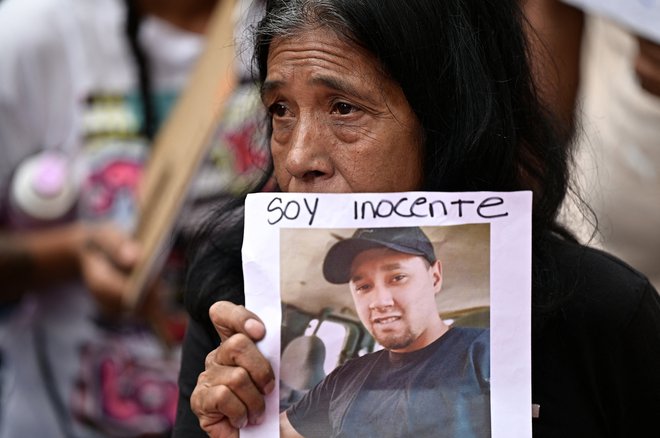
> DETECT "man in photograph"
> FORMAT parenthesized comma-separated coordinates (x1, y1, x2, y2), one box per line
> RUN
(280, 227, 491, 438)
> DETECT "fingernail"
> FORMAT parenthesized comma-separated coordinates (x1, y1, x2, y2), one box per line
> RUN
(244, 318, 264, 338)
(264, 379, 275, 395)
(254, 413, 265, 426)
(238, 416, 248, 429)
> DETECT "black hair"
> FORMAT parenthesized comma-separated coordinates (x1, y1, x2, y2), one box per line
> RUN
(124, 0, 157, 141)
(185, 0, 581, 333)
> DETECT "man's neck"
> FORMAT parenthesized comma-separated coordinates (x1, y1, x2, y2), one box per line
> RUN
(390, 318, 450, 354)
(136, 0, 219, 34)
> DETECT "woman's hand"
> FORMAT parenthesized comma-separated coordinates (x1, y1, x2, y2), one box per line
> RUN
(191, 301, 276, 438)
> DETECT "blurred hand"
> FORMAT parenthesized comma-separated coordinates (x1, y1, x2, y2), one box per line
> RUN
(78, 222, 141, 315)
(635, 36, 660, 97)
(191, 301, 275, 438)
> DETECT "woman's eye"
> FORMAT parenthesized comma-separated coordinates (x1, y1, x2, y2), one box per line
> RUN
(392, 274, 406, 283)
(268, 103, 288, 118)
(331, 102, 355, 115)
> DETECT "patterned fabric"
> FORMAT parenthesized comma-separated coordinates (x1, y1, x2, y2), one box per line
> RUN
(0, 0, 267, 437)
(72, 325, 179, 438)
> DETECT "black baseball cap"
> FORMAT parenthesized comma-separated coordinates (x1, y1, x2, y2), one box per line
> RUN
(322, 227, 437, 284)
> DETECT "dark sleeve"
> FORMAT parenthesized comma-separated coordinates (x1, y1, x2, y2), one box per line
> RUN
(470, 329, 491, 393)
(172, 317, 220, 438)
(621, 283, 660, 436)
(286, 371, 335, 438)
(532, 239, 660, 438)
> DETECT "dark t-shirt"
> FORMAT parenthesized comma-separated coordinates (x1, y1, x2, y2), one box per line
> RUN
(287, 327, 490, 438)
(173, 237, 660, 438)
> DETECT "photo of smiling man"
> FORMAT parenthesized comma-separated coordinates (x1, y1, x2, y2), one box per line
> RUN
(279, 226, 491, 438)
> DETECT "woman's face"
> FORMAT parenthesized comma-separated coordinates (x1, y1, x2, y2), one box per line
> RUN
(262, 26, 424, 193)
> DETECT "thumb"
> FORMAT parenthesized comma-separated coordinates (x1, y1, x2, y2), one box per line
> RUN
(209, 301, 266, 342)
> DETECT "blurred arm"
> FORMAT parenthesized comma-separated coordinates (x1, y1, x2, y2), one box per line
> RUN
(523, 0, 585, 132)
(0, 222, 141, 315)
(0, 223, 85, 301)
(635, 36, 660, 97)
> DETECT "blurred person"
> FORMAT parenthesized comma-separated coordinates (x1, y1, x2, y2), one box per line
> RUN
(0, 0, 266, 437)
(172, 1, 660, 437)
(525, 0, 660, 290)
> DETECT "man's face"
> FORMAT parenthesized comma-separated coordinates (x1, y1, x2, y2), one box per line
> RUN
(349, 248, 443, 353)
(262, 26, 424, 193)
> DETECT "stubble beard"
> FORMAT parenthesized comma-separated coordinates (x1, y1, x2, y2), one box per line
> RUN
(372, 325, 415, 351)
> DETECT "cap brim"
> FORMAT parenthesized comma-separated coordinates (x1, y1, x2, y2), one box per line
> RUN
(322, 238, 427, 284)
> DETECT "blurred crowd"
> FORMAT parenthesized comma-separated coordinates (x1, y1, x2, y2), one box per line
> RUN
(0, 0, 266, 436)
(525, 0, 660, 290)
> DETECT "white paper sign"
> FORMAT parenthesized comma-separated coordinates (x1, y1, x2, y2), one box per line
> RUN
(242, 191, 532, 438)
(562, 0, 660, 42)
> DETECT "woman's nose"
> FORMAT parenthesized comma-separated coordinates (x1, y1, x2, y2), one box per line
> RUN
(284, 115, 333, 183)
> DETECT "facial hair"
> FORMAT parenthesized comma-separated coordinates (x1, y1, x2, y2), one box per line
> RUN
(370, 322, 415, 351)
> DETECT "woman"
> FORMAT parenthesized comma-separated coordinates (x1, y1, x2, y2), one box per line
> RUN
(173, 0, 660, 437)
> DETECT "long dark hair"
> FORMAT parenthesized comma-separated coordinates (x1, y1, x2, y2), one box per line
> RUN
(185, 0, 580, 333)
(124, 0, 157, 141)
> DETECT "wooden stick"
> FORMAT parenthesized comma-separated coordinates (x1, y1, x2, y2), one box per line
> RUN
(123, 0, 238, 310)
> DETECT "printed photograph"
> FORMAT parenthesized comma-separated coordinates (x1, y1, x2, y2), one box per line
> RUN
(278, 224, 492, 437)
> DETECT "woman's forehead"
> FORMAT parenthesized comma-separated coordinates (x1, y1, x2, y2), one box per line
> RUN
(263, 27, 402, 108)
(266, 27, 379, 76)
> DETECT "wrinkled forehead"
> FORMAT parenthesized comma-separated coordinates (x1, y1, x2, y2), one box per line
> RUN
(266, 22, 370, 63)
(265, 26, 379, 74)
